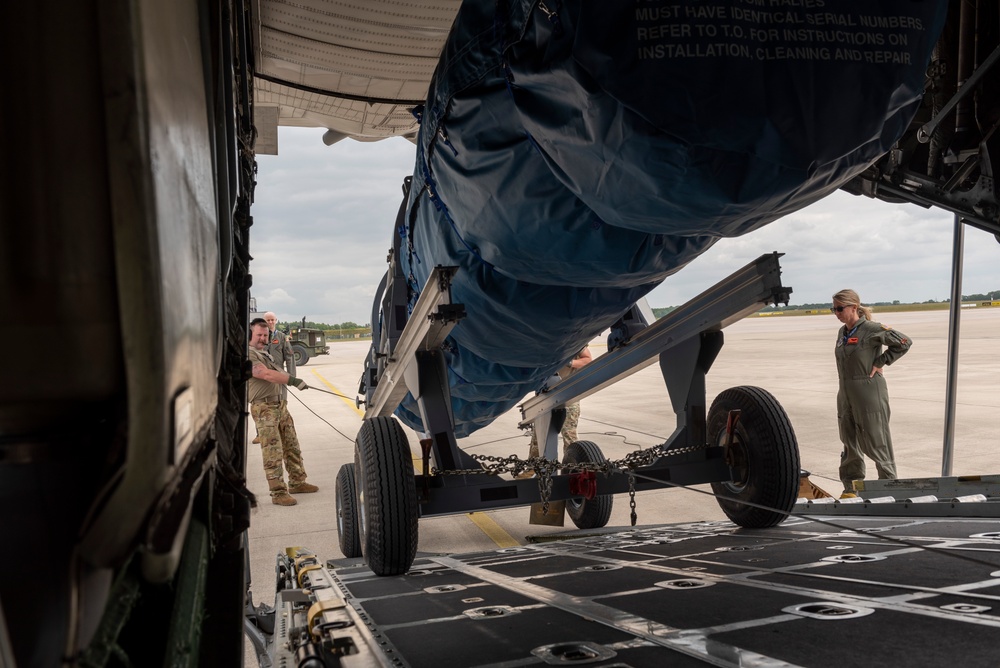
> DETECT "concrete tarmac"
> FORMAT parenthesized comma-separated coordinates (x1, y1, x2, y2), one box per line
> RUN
(243, 307, 999, 662)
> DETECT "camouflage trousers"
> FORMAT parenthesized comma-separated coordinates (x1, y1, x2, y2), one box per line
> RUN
(528, 402, 581, 459)
(250, 400, 307, 496)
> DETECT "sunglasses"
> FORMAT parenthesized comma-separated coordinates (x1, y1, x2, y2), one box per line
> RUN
(830, 305, 852, 313)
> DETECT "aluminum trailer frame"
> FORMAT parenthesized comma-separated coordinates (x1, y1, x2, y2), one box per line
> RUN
(359, 252, 793, 521)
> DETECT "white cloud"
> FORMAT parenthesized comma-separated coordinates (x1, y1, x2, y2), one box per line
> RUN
(258, 288, 296, 308)
(251, 128, 415, 324)
(646, 190, 999, 307)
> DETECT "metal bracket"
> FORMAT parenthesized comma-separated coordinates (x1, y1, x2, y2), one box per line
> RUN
(364, 265, 464, 419)
(794, 474, 1000, 517)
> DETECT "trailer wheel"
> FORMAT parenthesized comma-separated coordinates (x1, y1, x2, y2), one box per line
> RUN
(291, 344, 310, 366)
(562, 441, 613, 529)
(354, 417, 418, 575)
(708, 386, 800, 528)
(335, 464, 362, 558)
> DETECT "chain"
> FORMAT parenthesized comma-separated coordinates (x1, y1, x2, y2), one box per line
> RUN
(431, 442, 706, 478)
(430, 443, 709, 520)
(628, 472, 637, 526)
(539, 469, 553, 515)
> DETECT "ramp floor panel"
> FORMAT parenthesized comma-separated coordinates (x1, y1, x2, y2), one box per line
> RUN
(325, 517, 1000, 667)
(382, 607, 638, 668)
(714, 608, 1000, 667)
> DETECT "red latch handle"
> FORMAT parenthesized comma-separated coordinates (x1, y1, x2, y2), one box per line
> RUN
(569, 471, 597, 500)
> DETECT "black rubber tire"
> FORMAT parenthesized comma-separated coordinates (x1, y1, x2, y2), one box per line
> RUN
(354, 417, 418, 575)
(708, 386, 800, 528)
(562, 441, 613, 529)
(291, 344, 310, 366)
(335, 463, 362, 558)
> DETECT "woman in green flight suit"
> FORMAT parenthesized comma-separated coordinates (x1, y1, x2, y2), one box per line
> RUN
(832, 289, 912, 498)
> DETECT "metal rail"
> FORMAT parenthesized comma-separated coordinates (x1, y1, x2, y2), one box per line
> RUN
(520, 252, 790, 426)
(793, 474, 1000, 518)
(364, 265, 464, 419)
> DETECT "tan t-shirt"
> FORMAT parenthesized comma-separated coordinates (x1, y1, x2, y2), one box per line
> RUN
(247, 347, 282, 403)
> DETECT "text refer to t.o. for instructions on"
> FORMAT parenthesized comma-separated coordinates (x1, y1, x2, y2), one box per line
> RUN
(635, 0, 926, 64)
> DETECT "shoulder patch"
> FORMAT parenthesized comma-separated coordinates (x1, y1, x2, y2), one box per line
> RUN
(881, 324, 893, 330)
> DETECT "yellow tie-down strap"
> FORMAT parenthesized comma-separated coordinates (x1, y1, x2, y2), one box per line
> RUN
(307, 597, 349, 641)
(296, 562, 323, 587)
(292, 552, 318, 568)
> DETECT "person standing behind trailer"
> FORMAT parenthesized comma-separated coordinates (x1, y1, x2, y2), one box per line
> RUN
(248, 318, 319, 506)
(831, 289, 912, 498)
(252, 311, 297, 444)
(557, 345, 593, 445)
(527, 345, 594, 459)
(265, 311, 296, 383)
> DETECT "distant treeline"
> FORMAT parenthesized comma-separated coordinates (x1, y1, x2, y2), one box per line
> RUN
(652, 290, 1000, 318)
(759, 290, 1000, 312)
(278, 320, 372, 340)
(279, 320, 368, 331)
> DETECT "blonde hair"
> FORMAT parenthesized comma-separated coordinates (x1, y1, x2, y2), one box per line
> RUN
(832, 289, 872, 320)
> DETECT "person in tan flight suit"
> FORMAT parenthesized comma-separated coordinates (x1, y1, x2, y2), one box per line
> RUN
(832, 289, 912, 498)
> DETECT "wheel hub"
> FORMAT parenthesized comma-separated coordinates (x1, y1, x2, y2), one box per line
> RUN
(719, 432, 750, 492)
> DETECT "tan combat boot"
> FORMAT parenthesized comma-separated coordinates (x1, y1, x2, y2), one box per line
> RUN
(271, 492, 297, 506)
(268, 479, 296, 505)
(288, 482, 319, 494)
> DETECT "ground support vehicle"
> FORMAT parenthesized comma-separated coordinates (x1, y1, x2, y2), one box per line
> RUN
(348, 253, 802, 576)
(286, 325, 330, 366)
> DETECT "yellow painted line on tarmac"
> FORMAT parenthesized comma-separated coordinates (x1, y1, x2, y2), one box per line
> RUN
(310, 370, 365, 418)
(466, 512, 521, 548)
(407, 450, 519, 548)
(309, 368, 519, 548)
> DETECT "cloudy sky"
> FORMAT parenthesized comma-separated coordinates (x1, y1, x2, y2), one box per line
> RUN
(250, 127, 999, 326)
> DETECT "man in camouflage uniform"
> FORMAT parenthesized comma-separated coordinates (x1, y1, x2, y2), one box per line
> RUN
(251, 312, 296, 444)
(248, 318, 319, 506)
(527, 345, 594, 460)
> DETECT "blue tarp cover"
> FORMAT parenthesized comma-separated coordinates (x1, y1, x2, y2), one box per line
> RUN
(392, 0, 948, 437)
